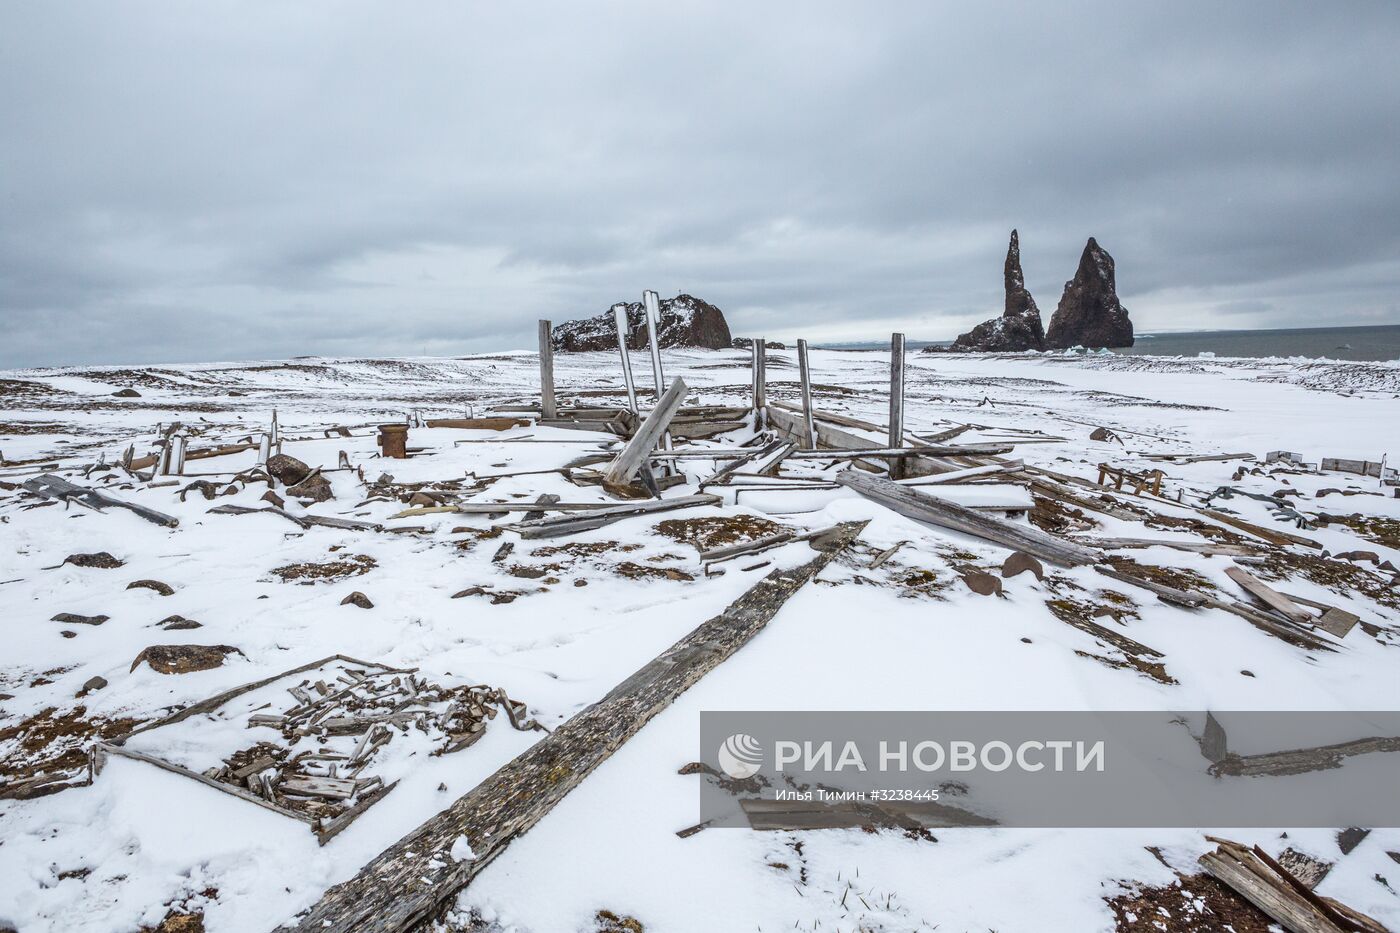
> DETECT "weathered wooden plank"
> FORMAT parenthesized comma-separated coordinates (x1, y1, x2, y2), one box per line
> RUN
(424, 418, 532, 431)
(208, 504, 381, 532)
(700, 439, 783, 487)
(502, 493, 721, 539)
(1085, 537, 1261, 556)
(538, 320, 556, 420)
(1199, 838, 1384, 933)
(279, 520, 868, 933)
(23, 473, 180, 527)
(834, 469, 1099, 567)
(602, 377, 688, 486)
(786, 444, 1012, 459)
(888, 332, 906, 479)
(1224, 566, 1313, 624)
(796, 338, 816, 447)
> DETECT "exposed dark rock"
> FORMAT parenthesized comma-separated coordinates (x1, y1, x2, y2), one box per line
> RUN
(111, 388, 141, 398)
(1001, 551, 1045, 581)
(945, 230, 1046, 353)
(159, 614, 203, 630)
(266, 453, 312, 486)
(553, 294, 732, 352)
(77, 676, 108, 697)
(260, 490, 286, 509)
(178, 480, 220, 501)
(51, 612, 108, 626)
(962, 572, 1004, 596)
(731, 338, 787, 350)
(288, 471, 334, 502)
(128, 579, 175, 596)
(129, 644, 243, 674)
(1045, 238, 1134, 349)
(340, 591, 374, 609)
(62, 552, 124, 569)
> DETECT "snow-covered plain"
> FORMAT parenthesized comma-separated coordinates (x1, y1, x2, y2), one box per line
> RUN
(2, 348, 1399, 932)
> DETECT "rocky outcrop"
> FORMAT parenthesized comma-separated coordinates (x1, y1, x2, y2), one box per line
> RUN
(944, 231, 1046, 353)
(731, 338, 787, 350)
(1045, 238, 1134, 349)
(553, 294, 732, 352)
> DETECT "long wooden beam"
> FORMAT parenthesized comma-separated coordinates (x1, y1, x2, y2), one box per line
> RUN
(503, 492, 721, 539)
(833, 468, 1099, 567)
(279, 520, 868, 933)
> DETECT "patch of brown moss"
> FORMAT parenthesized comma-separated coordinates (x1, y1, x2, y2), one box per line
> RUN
(271, 554, 376, 583)
(1105, 556, 1217, 595)
(1257, 549, 1400, 611)
(594, 910, 644, 933)
(615, 562, 694, 582)
(1106, 872, 1274, 932)
(1030, 495, 1098, 534)
(0, 705, 142, 792)
(655, 515, 784, 551)
(532, 541, 622, 558)
(1315, 512, 1400, 549)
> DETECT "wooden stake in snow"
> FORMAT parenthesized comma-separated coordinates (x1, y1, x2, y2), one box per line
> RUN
(537, 320, 556, 420)
(797, 338, 816, 448)
(280, 520, 869, 933)
(833, 468, 1099, 567)
(602, 377, 688, 487)
(642, 290, 673, 454)
(752, 337, 767, 430)
(888, 332, 906, 479)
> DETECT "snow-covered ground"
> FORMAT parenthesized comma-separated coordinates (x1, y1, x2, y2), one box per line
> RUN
(2, 348, 1399, 932)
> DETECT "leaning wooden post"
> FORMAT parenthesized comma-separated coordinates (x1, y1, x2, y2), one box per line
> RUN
(602, 377, 688, 487)
(797, 338, 816, 448)
(642, 290, 673, 454)
(537, 320, 556, 420)
(887, 332, 906, 479)
(752, 338, 767, 431)
(612, 304, 639, 414)
(278, 520, 868, 933)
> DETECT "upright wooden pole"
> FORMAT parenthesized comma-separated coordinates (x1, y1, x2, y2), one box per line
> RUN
(888, 332, 906, 479)
(537, 320, 556, 420)
(796, 338, 816, 448)
(752, 338, 767, 430)
(613, 305, 639, 414)
(642, 290, 673, 454)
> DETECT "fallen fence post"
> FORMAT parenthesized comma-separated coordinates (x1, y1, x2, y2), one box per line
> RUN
(602, 377, 688, 487)
(278, 520, 869, 933)
(888, 332, 906, 479)
(797, 338, 816, 448)
(833, 468, 1098, 566)
(538, 320, 556, 420)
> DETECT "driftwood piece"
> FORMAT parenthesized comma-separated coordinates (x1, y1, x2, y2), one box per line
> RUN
(1224, 565, 1314, 624)
(280, 520, 868, 933)
(502, 493, 721, 540)
(23, 473, 179, 527)
(207, 503, 381, 532)
(602, 377, 688, 486)
(834, 469, 1099, 567)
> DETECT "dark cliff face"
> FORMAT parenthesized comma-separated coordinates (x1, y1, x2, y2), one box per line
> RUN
(946, 230, 1046, 352)
(1045, 238, 1134, 349)
(552, 294, 732, 352)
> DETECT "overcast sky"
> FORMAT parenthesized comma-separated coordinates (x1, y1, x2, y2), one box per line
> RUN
(3, 2, 1399, 368)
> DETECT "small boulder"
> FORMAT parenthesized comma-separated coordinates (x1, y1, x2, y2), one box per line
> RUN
(51, 612, 108, 626)
(159, 614, 203, 630)
(129, 644, 243, 674)
(265, 453, 312, 486)
(127, 579, 175, 596)
(62, 552, 124, 569)
(288, 471, 334, 502)
(76, 675, 108, 697)
(962, 572, 1004, 597)
(260, 490, 286, 509)
(111, 388, 141, 398)
(1001, 551, 1045, 581)
(340, 591, 374, 609)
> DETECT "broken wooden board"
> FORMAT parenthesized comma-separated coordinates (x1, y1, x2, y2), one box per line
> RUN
(23, 473, 179, 527)
(280, 520, 869, 933)
(502, 493, 721, 539)
(1224, 565, 1314, 624)
(208, 504, 382, 532)
(424, 418, 531, 431)
(834, 469, 1099, 567)
(602, 377, 688, 486)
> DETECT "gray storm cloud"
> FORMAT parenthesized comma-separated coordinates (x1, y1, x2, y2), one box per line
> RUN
(1, 1, 1398, 367)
